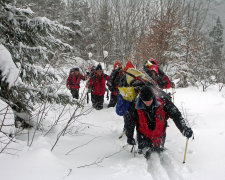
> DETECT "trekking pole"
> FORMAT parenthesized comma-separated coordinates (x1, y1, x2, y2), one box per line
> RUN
(133, 144, 136, 157)
(183, 138, 189, 163)
(172, 87, 175, 103)
(87, 92, 89, 104)
(130, 145, 136, 157)
(106, 89, 109, 101)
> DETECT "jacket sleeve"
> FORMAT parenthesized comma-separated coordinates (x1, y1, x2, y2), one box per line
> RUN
(80, 74, 85, 80)
(107, 70, 118, 88)
(119, 74, 128, 87)
(66, 74, 72, 86)
(163, 101, 188, 134)
(89, 77, 94, 87)
(158, 67, 165, 76)
(157, 68, 171, 89)
(162, 75, 171, 89)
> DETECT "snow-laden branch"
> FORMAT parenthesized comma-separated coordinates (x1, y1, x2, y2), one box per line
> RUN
(0, 44, 21, 88)
(6, 4, 34, 16)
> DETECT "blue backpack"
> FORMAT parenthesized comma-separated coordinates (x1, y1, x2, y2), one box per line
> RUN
(116, 94, 131, 116)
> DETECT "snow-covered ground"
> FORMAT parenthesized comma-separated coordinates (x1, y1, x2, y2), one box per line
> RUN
(0, 85, 225, 180)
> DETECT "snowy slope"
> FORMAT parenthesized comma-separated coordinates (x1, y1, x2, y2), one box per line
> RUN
(0, 85, 225, 180)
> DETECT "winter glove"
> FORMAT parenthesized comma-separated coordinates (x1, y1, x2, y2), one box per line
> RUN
(127, 137, 136, 145)
(183, 127, 193, 138)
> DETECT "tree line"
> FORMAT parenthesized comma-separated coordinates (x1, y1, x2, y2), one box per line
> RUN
(0, 0, 224, 131)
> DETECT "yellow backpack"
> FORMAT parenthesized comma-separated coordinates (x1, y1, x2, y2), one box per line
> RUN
(126, 68, 145, 85)
(118, 87, 136, 102)
(118, 68, 145, 102)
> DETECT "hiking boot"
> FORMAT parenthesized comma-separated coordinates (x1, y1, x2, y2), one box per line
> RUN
(107, 103, 115, 108)
(144, 150, 151, 160)
(143, 147, 152, 160)
(95, 106, 103, 110)
(138, 149, 143, 154)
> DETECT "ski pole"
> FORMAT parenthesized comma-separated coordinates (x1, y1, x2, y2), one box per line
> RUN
(118, 129, 126, 139)
(130, 145, 136, 157)
(183, 138, 189, 163)
(172, 87, 175, 103)
(106, 89, 109, 100)
(133, 145, 136, 157)
(87, 92, 89, 104)
(131, 145, 134, 153)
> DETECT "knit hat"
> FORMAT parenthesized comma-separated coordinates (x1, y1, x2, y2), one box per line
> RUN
(113, 61, 123, 70)
(70, 67, 79, 72)
(74, 67, 79, 71)
(140, 86, 154, 101)
(124, 60, 135, 71)
(96, 64, 102, 70)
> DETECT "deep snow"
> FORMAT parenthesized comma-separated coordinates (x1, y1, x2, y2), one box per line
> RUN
(0, 85, 225, 180)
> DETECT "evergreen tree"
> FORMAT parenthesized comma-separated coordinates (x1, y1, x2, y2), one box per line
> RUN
(209, 16, 224, 67)
(193, 38, 217, 91)
(90, 0, 112, 63)
(15, 0, 65, 21)
(0, 0, 78, 127)
(63, 0, 93, 60)
(209, 16, 224, 89)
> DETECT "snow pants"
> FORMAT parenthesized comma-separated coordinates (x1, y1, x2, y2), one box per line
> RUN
(91, 94, 104, 110)
(137, 131, 166, 152)
(70, 89, 79, 99)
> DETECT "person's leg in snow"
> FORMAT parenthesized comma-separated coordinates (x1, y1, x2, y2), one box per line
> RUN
(107, 94, 118, 108)
(137, 132, 166, 159)
(91, 94, 97, 108)
(118, 113, 129, 139)
(96, 95, 104, 110)
(91, 95, 104, 110)
(71, 89, 79, 99)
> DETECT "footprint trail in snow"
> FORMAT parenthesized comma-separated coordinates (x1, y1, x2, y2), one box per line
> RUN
(147, 151, 194, 180)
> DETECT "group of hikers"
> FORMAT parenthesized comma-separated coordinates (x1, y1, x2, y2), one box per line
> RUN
(66, 59, 193, 159)
(66, 63, 110, 110)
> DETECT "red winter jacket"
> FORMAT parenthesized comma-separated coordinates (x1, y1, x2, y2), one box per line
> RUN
(148, 74, 171, 89)
(66, 73, 85, 90)
(89, 73, 109, 96)
(136, 98, 166, 146)
(144, 65, 171, 89)
(124, 96, 167, 147)
(126, 95, 188, 147)
(159, 75, 171, 89)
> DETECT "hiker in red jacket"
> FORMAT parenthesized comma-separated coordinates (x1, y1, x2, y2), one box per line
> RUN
(107, 61, 123, 108)
(143, 59, 175, 89)
(88, 64, 109, 110)
(125, 85, 193, 159)
(66, 67, 86, 99)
